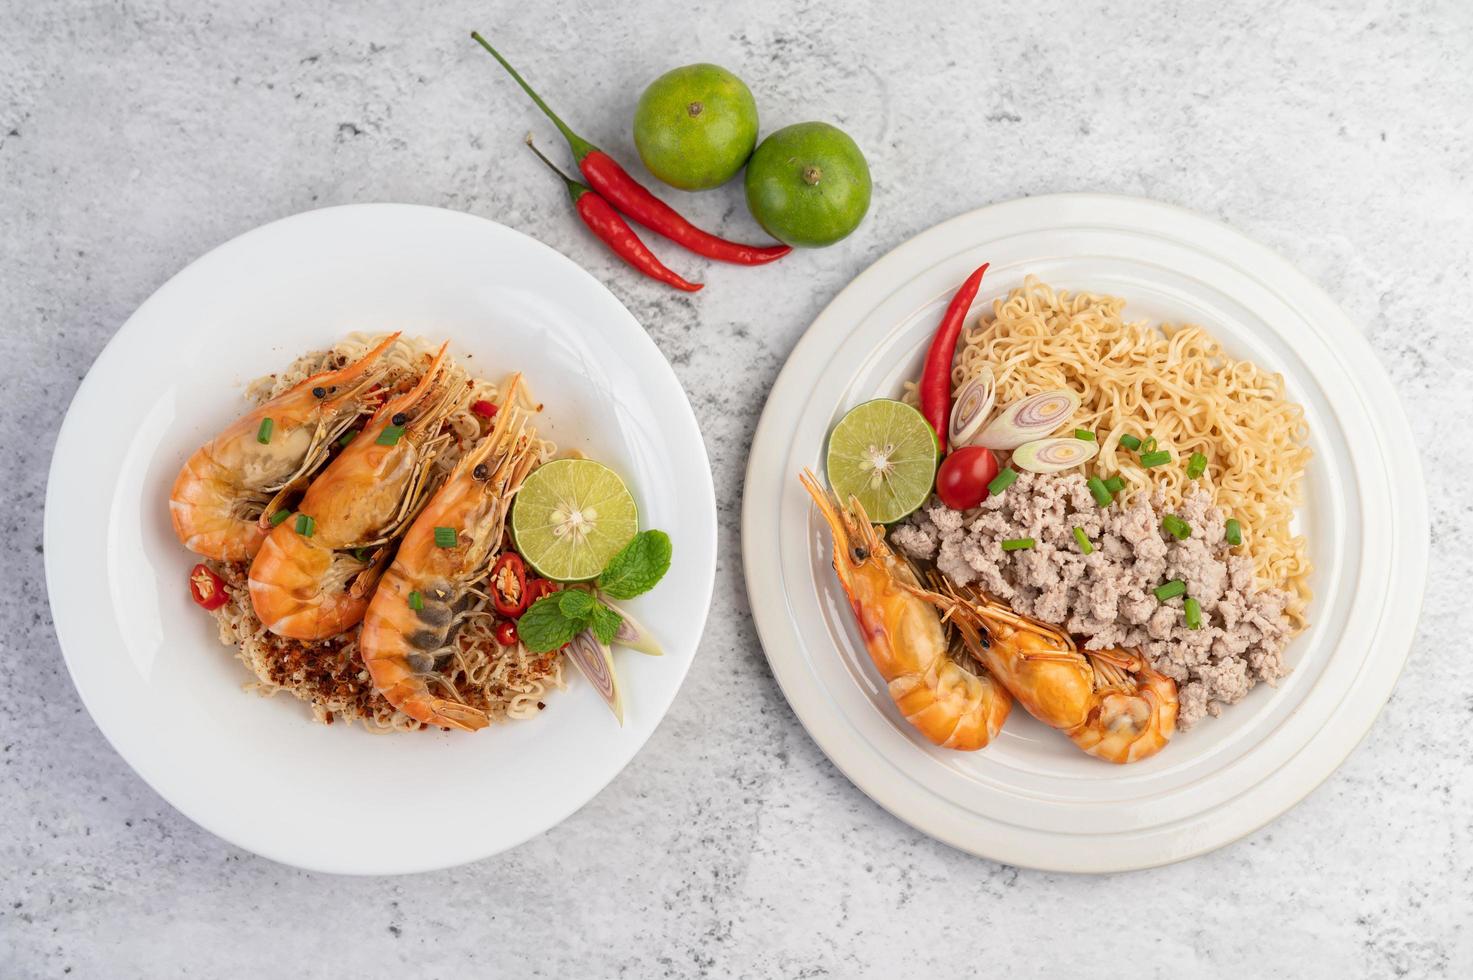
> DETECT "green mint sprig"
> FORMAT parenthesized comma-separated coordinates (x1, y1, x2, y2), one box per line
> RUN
(517, 530, 672, 653)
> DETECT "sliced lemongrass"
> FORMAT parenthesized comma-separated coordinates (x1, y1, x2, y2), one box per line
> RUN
(599, 599, 662, 656)
(566, 629, 623, 724)
(975, 389, 1081, 451)
(948, 366, 995, 448)
(1012, 437, 1098, 474)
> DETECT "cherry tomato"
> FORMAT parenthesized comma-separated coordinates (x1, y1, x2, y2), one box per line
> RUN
(494, 620, 519, 647)
(935, 446, 999, 511)
(490, 553, 529, 617)
(188, 563, 229, 610)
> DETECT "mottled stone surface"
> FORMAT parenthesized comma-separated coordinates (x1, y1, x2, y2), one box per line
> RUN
(2, 1, 1469, 976)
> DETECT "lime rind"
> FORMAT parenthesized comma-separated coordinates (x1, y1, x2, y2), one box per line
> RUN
(825, 399, 939, 524)
(511, 458, 639, 581)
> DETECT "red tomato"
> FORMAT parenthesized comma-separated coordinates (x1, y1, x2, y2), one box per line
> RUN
(494, 620, 519, 647)
(188, 563, 229, 610)
(935, 446, 999, 510)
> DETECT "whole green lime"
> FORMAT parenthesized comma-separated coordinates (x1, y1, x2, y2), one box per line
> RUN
(633, 64, 758, 191)
(744, 122, 871, 248)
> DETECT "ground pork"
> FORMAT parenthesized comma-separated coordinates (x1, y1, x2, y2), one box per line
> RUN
(891, 472, 1293, 729)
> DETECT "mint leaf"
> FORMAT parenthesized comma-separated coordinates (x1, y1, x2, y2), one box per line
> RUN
(557, 588, 598, 619)
(596, 530, 672, 600)
(518, 595, 583, 653)
(588, 602, 623, 645)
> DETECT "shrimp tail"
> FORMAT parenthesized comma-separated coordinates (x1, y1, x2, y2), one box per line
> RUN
(389, 685, 490, 733)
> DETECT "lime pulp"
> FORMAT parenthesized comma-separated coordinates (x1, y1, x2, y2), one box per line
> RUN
(825, 399, 939, 524)
(511, 459, 638, 581)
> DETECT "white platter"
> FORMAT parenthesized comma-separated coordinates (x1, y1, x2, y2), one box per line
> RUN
(45, 204, 717, 875)
(741, 193, 1427, 872)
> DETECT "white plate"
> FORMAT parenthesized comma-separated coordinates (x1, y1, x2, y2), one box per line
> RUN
(45, 204, 717, 875)
(742, 193, 1427, 873)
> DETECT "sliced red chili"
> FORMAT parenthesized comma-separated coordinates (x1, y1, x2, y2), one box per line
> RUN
(523, 576, 557, 606)
(188, 563, 229, 610)
(471, 399, 498, 419)
(494, 620, 519, 647)
(490, 552, 529, 617)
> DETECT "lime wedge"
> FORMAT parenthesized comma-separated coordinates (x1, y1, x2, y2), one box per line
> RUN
(825, 398, 938, 523)
(512, 459, 638, 581)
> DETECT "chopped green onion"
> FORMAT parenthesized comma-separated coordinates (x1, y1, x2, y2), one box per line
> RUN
(269, 508, 291, 527)
(256, 418, 274, 444)
(338, 429, 357, 449)
(1162, 514, 1192, 540)
(433, 526, 458, 549)
(1001, 537, 1035, 551)
(1225, 518, 1242, 546)
(1139, 450, 1172, 468)
(1187, 452, 1207, 479)
(1141, 436, 1157, 453)
(376, 424, 405, 447)
(1154, 579, 1186, 601)
(1184, 597, 1202, 630)
(987, 467, 1019, 496)
(1118, 433, 1142, 451)
(1074, 428, 1095, 441)
(294, 514, 315, 537)
(1103, 475, 1125, 494)
(1072, 527, 1094, 555)
(352, 546, 371, 562)
(1087, 476, 1112, 506)
(407, 590, 424, 611)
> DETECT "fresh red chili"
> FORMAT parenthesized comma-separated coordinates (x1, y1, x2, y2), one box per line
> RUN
(188, 563, 229, 611)
(490, 552, 530, 617)
(919, 263, 989, 454)
(472, 33, 790, 266)
(526, 140, 702, 292)
(470, 399, 498, 419)
(495, 620, 519, 647)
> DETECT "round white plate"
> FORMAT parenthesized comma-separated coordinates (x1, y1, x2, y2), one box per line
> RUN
(45, 204, 717, 875)
(742, 193, 1427, 873)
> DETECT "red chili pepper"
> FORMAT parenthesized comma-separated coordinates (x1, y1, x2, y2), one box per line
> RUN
(472, 33, 790, 266)
(919, 263, 989, 454)
(490, 552, 530, 617)
(526, 140, 702, 292)
(471, 399, 498, 419)
(188, 563, 229, 610)
(495, 620, 519, 647)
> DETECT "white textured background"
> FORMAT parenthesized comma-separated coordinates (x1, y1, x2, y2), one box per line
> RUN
(3, 1, 1470, 977)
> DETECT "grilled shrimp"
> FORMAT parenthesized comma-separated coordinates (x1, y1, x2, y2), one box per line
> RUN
(359, 380, 540, 731)
(169, 333, 398, 561)
(935, 581, 1178, 764)
(248, 343, 464, 639)
(799, 470, 1011, 751)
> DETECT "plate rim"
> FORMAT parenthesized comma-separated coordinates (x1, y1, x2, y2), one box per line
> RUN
(44, 202, 719, 875)
(741, 192, 1428, 872)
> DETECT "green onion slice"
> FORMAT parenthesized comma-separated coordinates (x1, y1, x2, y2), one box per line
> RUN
(433, 526, 458, 549)
(1187, 452, 1207, 479)
(1162, 514, 1192, 540)
(1103, 475, 1125, 494)
(338, 429, 357, 449)
(1142, 436, 1158, 453)
(408, 590, 424, 611)
(987, 467, 1019, 496)
(256, 418, 274, 444)
(1225, 518, 1242, 546)
(352, 546, 371, 562)
(294, 514, 315, 537)
(1139, 450, 1172, 468)
(1118, 433, 1142, 451)
(1072, 526, 1094, 555)
(376, 424, 405, 447)
(1074, 428, 1096, 441)
(269, 508, 291, 527)
(1154, 579, 1186, 601)
(1087, 476, 1112, 506)
(1184, 596, 1202, 630)
(1001, 537, 1035, 551)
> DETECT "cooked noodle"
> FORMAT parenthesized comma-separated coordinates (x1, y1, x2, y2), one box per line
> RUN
(916, 276, 1312, 618)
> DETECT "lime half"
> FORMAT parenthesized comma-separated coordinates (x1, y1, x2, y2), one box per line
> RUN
(825, 399, 938, 523)
(512, 459, 638, 581)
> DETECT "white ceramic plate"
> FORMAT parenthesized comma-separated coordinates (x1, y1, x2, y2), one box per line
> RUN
(742, 193, 1427, 873)
(45, 204, 717, 875)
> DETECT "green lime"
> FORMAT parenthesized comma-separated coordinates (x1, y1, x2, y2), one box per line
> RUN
(511, 459, 639, 581)
(825, 399, 938, 524)
(633, 64, 759, 191)
(744, 122, 871, 248)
